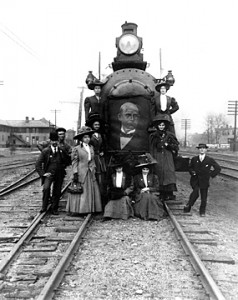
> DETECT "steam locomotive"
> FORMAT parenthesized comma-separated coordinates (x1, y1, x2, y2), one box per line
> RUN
(85, 22, 176, 170)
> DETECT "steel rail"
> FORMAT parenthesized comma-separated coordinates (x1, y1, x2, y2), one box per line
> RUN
(0, 169, 37, 193)
(0, 175, 40, 197)
(164, 203, 226, 300)
(0, 161, 36, 171)
(0, 180, 72, 273)
(37, 214, 93, 300)
(0, 211, 46, 273)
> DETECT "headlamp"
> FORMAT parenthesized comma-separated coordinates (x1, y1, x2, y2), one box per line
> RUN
(118, 34, 140, 55)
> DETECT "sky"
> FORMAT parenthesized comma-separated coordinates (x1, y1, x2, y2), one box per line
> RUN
(0, 0, 237, 139)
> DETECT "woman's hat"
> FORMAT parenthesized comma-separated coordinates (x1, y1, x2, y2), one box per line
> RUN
(135, 153, 157, 168)
(87, 79, 106, 91)
(73, 126, 95, 140)
(108, 156, 125, 168)
(155, 81, 170, 92)
(196, 143, 208, 149)
(152, 114, 171, 125)
(85, 113, 105, 127)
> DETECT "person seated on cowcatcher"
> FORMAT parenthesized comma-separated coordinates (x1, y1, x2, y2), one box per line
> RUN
(102, 156, 134, 221)
(133, 153, 166, 221)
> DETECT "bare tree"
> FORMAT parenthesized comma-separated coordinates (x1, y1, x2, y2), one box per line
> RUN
(205, 113, 228, 144)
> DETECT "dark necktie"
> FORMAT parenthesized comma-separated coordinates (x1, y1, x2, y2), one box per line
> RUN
(53, 146, 57, 156)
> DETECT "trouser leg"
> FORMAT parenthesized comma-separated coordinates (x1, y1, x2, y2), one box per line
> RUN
(42, 177, 53, 210)
(199, 188, 208, 214)
(51, 175, 64, 211)
(188, 186, 200, 206)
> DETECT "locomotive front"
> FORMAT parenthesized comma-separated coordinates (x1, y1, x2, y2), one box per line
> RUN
(85, 22, 175, 168)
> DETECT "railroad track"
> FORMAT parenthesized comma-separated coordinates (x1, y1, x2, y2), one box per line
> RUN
(0, 156, 236, 299)
(0, 174, 96, 300)
(0, 169, 40, 196)
(164, 198, 237, 300)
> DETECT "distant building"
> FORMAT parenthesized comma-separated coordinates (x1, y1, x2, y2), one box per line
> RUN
(0, 117, 55, 148)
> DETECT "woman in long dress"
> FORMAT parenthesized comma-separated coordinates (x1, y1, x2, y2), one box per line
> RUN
(133, 153, 165, 221)
(149, 114, 179, 201)
(103, 158, 134, 220)
(66, 126, 102, 215)
(86, 113, 107, 208)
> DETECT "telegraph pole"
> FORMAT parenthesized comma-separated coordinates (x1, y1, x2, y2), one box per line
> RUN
(77, 86, 85, 131)
(60, 86, 87, 132)
(228, 100, 238, 151)
(159, 48, 163, 78)
(98, 52, 101, 80)
(181, 119, 191, 147)
(50, 109, 61, 128)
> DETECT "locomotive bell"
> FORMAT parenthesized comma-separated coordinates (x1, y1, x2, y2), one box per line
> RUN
(165, 70, 175, 86)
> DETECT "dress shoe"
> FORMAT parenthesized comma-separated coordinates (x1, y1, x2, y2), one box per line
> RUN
(52, 210, 59, 215)
(183, 204, 191, 213)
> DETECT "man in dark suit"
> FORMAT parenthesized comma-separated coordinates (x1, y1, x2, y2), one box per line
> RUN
(35, 132, 71, 214)
(183, 143, 221, 216)
(152, 82, 179, 134)
(84, 80, 105, 121)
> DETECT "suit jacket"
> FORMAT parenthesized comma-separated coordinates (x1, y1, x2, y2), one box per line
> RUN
(133, 173, 159, 194)
(108, 172, 134, 200)
(189, 155, 221, 189)
(84, 95, 103, 120)
(35, 146, 70, 184)
(152, 95, 179, 125)
(71, 143, 96, 183)
(110, 129, 149, 152)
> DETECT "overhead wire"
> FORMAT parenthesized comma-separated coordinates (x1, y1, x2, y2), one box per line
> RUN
(0, 22, 40, 60)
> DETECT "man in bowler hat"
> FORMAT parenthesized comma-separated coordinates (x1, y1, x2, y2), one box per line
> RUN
(37, 127, 72, 157)
(184, 143, 221, 216)
(35, 131, 71, 214)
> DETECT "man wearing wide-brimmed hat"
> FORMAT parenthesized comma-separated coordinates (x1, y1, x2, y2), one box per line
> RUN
(66, 126, 102, 215)
(152, 81, 179, 134)
(84, 79, 105, 121)
(184, 143, 221, 217)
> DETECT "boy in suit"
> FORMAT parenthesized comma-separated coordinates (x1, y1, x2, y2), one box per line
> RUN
(184, 143, 221, 216)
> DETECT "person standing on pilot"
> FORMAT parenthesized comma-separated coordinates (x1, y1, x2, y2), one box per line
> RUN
(149, 114, 179, 201)
(85, 113, 107, 208)
(152, 82, 179, 135)
(184, 143, 221, 217)
(84, 79, 105, 121)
